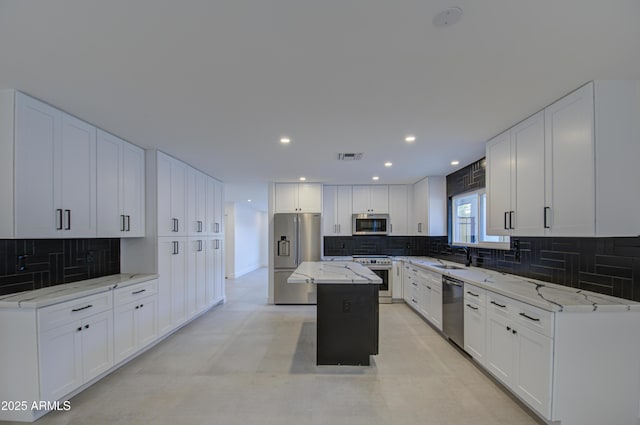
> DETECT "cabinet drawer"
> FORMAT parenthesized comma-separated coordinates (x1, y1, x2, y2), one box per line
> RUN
(114, 279, 158, 306)
(513, 300, 554, 338)
(486, 292, 511, 318)
(464, 284, 486, 306)
(416, 268, 442, 289)
(407, 285, 419, 309)
(38, 291, 113, 333)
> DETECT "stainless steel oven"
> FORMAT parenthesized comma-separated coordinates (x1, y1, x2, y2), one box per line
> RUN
(353, 256, 392, 303)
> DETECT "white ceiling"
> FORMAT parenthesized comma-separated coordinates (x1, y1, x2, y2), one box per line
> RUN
(1, 1, 640, 212)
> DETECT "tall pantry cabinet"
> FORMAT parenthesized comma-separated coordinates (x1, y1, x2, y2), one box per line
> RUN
(121, 150, 225, 338)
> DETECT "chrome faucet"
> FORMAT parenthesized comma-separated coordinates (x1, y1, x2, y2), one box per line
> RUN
(463, 247, 471, 267)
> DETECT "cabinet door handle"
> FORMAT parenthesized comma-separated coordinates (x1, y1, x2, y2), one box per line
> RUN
(72, 304, 93, 312)
(198, 240, 203, 252)
(77, 327, 82, 332)
(504, 212, 509, 230)
(466, 291, 479, 297)
(126, 215, 131, 231)
(172, 241, 179, 255)
(544, 207, 550, 229)
(172, 218, 179, 232)
(490, 300, 506, 308)
(121, 215, 126, 232)
(56, 209, 63, 230)
(466, 304, 478, 311)
(509, 211, 515, 229)
(198, 220, 203, 232)
(390, 223, 393, 233)
(132, 289, 146, 295)
(519, 312, 541, 322)
(84, 324, 90, 329)
(64, 209, 71, 230)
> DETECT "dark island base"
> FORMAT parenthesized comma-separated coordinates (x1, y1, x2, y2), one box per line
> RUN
(316, 284, 379, 366)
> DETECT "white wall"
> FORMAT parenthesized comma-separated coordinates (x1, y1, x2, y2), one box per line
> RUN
(225, 202, 268, 278)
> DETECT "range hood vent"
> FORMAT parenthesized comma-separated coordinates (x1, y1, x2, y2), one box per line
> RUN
(337, 153, 363, 161)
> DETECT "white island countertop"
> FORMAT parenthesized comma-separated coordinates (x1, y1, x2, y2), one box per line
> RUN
(399, 256, 640, 313)
(0, 273, 159, 309)
(288, 261, 382, 285)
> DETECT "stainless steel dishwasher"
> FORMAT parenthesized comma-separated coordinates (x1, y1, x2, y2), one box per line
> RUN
(442, 275, 465, 349)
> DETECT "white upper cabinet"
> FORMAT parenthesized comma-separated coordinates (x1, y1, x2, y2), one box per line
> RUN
(544, 83, 595, 236)
(97, 130, 145, 237)
(157, 152, 188, 237)
(411, 177, 446, 236)
(486, 131, 512, 236)
(12, 92, 61, 238)
(352, 185, 388, 213)
(13, 92, 97, 238)
(204, 177, 223, 235)
(388, 185, 409, 235)
(486, 80, 640, 237)
(486, 112, 545, 236)
(275, 183, 322, 213)
(322, 185, 352, 236)
(187, 167, 207, 236)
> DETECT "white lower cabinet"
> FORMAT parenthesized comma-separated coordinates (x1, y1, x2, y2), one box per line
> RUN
(187, 237, 207, 318)
(484, 292, 553, 419)
(398, 260, 640, 425)
(463, 284, 486, 367)
(113, 280, 158, 363)
(403, 263, 442, 330)
(38, 293, 114, 404)
(157, 237, 187, 335)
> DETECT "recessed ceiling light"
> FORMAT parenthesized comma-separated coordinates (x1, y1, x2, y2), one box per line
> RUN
(405, 135, 416, 143)
(451, 160, 460, 166)
(299, 177, 306, 181)
(372, 176, 380, 181)
(280, 137, 291, 144)
(384, 162, 393, 167)
(247, 199, 252, 202)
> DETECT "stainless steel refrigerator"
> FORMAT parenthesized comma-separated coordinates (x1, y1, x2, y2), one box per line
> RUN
(274, 213, 321, 304)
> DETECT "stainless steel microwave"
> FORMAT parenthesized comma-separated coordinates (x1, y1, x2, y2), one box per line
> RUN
(352, 214, 389, 235)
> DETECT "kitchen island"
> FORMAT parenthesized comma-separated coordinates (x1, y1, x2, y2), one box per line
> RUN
(288, 261, 382, 366)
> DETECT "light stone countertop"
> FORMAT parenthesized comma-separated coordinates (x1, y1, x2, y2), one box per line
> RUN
(398, 256, 640, 313)
(288, 261, 382, 284)
(0, 273, 159, 309)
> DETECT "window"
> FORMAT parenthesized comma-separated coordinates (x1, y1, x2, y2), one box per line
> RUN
(451, 189, 509, 248)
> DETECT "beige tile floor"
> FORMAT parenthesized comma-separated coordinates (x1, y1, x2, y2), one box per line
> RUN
(8, 268, 544, 425)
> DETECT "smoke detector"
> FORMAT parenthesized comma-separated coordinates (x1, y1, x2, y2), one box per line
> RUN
(433, 7, 463, 27)
(337, 153, 363, 161)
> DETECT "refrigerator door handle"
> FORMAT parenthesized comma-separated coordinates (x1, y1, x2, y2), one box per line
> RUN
(295, 215, 300, 266)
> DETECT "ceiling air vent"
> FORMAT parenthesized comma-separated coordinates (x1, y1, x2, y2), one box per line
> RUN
(337, 153, 363, 161)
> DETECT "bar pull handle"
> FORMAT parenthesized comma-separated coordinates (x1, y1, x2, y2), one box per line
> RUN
(126, 215, 131, 231)
(504, 212, 509, 230)
(466, 291, 479, 297)
(132, 289, 146, 295)
(198, 240, 203, 252)
(172, 241, 179, 255)
(72, 304, 93, 312)
(56, 209, 63, 230)
(544, 207, 551, 229)
(64, 209, 71, 230)
(509, 211, 515, 229)
(172, 218, 179, 232)
(466, 304, 479, 311)
(121, 215, 126, 232)
(490, 300, 506, 308)
(390, 223, 393, 233)
(519, 312, 541, 322)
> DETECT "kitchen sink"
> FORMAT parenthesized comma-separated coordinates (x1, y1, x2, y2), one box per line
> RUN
(431, 264, 463, 270)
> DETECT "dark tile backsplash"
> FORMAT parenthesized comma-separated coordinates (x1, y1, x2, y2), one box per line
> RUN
(324, 235, 640, 302)
(0, 239, 120, 296)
